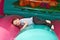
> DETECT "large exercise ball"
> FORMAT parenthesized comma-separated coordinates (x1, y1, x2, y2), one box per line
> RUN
(15, 25, 58, 40)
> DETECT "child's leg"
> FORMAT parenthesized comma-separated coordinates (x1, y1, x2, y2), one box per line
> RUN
(33, 16, 53, 29)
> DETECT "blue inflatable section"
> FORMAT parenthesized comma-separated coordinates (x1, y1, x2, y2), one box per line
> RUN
(4, 0, 60, 20)
(15, 25, 58, 40)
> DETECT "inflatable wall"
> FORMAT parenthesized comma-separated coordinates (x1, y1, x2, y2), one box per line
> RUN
(3, 0, 60, 20)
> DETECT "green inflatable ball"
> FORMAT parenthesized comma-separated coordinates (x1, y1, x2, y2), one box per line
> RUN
(15, 25, 58, 40)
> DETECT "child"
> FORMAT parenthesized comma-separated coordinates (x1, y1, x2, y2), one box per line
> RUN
(12, 16, 54, 31)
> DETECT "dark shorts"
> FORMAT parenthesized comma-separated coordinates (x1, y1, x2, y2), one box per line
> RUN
(33, 16, 52, 28)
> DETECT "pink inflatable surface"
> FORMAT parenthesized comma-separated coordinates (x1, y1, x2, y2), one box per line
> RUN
(0, 27, 11, 40)
(0, 15, 23, 40)
(0, 15, 60, 40)
(52, 20, 60, 40)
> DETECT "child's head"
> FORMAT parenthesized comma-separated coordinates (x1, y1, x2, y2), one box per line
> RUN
(12, 18, 20, 26)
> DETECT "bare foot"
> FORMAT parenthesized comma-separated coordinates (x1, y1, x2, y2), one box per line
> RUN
(46, 20, 51, 24)
(51, 25, 54, 30)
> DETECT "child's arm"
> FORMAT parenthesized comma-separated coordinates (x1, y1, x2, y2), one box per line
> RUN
(20, 21, 28, 31)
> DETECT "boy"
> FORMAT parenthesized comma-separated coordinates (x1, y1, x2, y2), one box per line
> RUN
(12, 17, 54, 31)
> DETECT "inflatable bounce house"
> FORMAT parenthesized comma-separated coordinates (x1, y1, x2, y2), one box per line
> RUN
(0, 0, 60, 40)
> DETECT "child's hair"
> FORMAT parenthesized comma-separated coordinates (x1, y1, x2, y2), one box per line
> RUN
(12, 17, 19, 24)
(11, 17, 21, 29)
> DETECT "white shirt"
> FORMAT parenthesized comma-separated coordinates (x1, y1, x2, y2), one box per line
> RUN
(20, 17, 34, 25)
